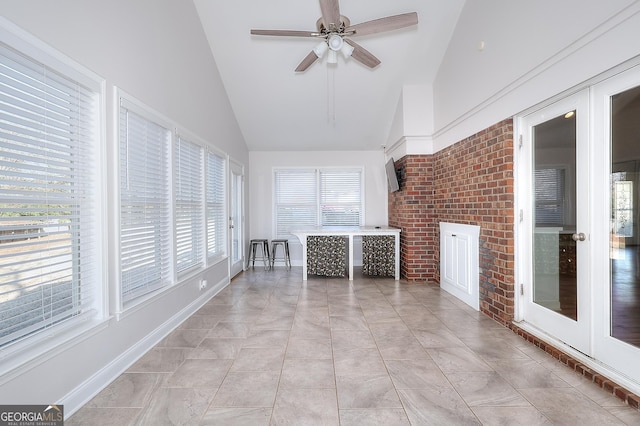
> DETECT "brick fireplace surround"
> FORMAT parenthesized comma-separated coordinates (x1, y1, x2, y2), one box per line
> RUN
(387, 118, 640, 410)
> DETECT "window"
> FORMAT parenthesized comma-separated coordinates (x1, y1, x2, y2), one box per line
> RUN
(274, 168, 363, 238)
(0, 38, 102, 347)
(320, 169, 362, 226)
(206, 151, 226, 261)
(175, 136, 204, 274)
(119, 99, 172, 304)
(535, 168, 565, 226)
(274, 169, 317, 238)
(612, 173, 633, 238)
(118, 94, 229, 306)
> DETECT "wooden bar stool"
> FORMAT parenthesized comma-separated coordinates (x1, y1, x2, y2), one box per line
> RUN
(247, 239, 270, 270)
(270, 239, 291, 269)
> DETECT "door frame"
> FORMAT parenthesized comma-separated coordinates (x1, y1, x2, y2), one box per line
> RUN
(515, 59, 640, 394)
(228, 159, 245, 278)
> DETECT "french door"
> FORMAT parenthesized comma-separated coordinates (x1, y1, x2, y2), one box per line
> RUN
(229, 160, 244, 277)
(591, 65, 640, 384)
(519, 65, 640, 385)
(519, 90, 591, 355)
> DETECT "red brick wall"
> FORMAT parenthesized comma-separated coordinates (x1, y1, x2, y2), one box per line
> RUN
(388, 156, 437, 281)
(388, 119, 515, 325)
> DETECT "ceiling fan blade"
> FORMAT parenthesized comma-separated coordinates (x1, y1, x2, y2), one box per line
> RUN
(347, 12, 418, 37)
(295, 51, 320, 72)
(344, 39, 381, 69)
(251, 29, 317, 37)
(319, 0, 341, 30)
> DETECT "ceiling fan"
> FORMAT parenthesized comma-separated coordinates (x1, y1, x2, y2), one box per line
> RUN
(250, 0, 418, 72)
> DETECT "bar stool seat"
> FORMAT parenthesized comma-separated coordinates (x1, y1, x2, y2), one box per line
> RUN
(247, 239, 270, 270)
(270, 239, 291, 269)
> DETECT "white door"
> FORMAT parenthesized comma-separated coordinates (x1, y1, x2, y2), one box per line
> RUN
(229, 160, 244, 277)
(518, 90, 591, 354)
(591, 65, 640, 384)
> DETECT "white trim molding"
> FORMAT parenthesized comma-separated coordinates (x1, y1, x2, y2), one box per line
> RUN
(385, 135, 434, 160)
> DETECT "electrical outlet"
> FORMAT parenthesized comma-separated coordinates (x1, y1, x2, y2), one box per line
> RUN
(199, 279, 207, 290)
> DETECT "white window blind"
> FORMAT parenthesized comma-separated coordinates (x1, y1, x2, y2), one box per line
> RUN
(206, 151, 226, 260)
(274, 168, 363, 238)
(320, 169, 362, 226)
(0, 42, 99, 347)
(274, 169, 318, 238)
(535, 168, 565, 226)
(175, 136, 204, 274)
(119, 102, 171, 304)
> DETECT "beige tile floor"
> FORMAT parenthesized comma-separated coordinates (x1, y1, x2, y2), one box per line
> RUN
(68, 268, 640, 425)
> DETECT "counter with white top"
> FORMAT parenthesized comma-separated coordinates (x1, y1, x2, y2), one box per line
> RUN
(291, 226, 401, 281)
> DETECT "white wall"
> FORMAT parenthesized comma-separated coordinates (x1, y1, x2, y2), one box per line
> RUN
(387, 85, 434, 142)
(0, 0, 246, 160)
(249, 151, 388, 266)
(0, 0, 249, 414)
(433, 0, 640, 150)
(386, 85, 435, 159)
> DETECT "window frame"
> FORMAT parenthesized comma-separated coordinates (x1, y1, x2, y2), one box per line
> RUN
(116, 92, 174, 310)
(174, 132, 206, 277)
(0, 17, 106, 372)
(205, 147, 228, 264)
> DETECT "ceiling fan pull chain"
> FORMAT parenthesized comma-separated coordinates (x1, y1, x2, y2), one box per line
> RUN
(332, 67, 336, 126)
(326, 66, 336, 125)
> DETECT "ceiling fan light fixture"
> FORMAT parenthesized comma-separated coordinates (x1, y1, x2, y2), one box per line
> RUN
(328, 49, 338, 64)
(313, 41, 328, 58)
(340, 42, 354, 58)
(328, 34, 343, 51)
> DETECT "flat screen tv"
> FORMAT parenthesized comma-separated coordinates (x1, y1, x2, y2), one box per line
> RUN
(385, 157, 400, 192)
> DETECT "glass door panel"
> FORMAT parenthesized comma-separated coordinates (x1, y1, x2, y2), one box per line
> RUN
(610, 84, 640, 349)
(533, 113, 578, 320)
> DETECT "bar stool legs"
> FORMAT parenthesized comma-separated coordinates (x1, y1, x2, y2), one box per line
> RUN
(270, 239, 291, 269)
(247, 239, 270, 270)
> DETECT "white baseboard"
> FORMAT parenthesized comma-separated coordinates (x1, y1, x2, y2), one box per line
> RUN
(62, 277, 229, 418)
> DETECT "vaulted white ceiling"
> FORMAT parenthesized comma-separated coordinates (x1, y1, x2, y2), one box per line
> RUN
(194, 0, 465, 152)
